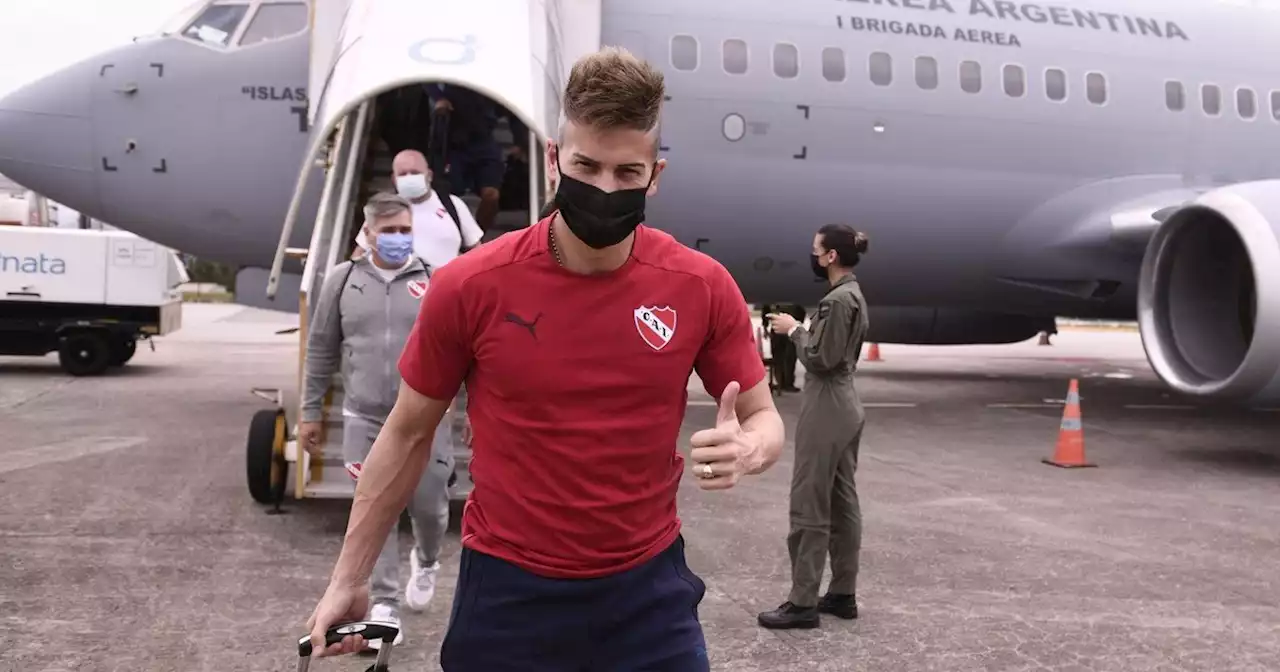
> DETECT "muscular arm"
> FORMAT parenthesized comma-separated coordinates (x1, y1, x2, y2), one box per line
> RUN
(791, 299, 854, 375)
(736, 378, 785, 475)
(691, 263, 784, 478)
(330, 384, 451, 587)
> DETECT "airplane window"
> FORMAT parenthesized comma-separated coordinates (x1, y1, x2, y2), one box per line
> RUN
(1237, 88, 1257, 119)
(869, 52, 892, 86)
(671, 35, 698, 71)
(822, 48, 846, 82)
(1045, 68, 1066, 101)
(183, 4, 250, 47)
(1003, 64, 1025, 97)
(773, 43, 799, 79)
(959, 61, 981, 94)
(1202, 84, 1222, 116)
(1166, 81, 1185, 111)
(240, 2, 308, 46)
(160, 0, 213, 37)
(1086, 73, 1107, 105)
(1272, 91, 1280, 121)
(915, 56, 938, 90)
(723, 39, 748, 75)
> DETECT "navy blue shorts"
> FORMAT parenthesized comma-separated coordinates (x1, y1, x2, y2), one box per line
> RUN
(444, 140, 504, 196)
(440, 535, 710, 671)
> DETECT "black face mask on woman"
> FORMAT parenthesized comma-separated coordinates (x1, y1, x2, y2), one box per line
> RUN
(553, 153, 656, 250)
(810, 252, 829, 280)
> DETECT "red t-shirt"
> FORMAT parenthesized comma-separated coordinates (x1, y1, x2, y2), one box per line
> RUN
(398, 216, 765, 579)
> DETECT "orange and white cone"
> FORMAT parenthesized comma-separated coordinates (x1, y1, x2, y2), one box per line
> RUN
(864, 343, 882, 362)
(1042, 379, 1096, 468)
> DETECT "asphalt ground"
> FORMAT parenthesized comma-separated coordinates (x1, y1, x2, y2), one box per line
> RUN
(1, 305, 1278, 671)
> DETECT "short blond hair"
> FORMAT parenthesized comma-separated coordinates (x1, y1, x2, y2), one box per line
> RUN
(563, 46, 665, 134)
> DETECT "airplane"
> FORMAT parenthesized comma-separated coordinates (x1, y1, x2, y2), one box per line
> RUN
(1, 0, 1278, 417)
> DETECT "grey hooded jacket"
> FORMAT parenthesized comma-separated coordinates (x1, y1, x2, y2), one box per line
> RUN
(301, 256, 432, 424)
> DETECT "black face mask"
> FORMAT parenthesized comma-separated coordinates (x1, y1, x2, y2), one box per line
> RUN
(810, 253, 828, 280)
(553, 153, 655, 250)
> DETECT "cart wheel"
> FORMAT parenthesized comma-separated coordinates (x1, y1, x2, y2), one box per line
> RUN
(58, 330, 112, 377)
(109, 338, 137, 366)
(247, 408, 288, 505)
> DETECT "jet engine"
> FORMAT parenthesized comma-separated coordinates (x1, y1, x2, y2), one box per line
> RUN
(1137, 180, 1280, 405)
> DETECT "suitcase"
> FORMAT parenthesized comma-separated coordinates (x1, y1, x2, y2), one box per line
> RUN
(295, 620, 401, 672)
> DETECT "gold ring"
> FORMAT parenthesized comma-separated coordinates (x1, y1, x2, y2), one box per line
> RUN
(699, 463, 714, 478)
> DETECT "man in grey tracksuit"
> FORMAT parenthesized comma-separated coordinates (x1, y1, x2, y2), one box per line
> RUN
(298, 192, 453, 650)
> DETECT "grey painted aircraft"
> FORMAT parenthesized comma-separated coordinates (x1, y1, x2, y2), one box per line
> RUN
(2, 0, 1279, 406)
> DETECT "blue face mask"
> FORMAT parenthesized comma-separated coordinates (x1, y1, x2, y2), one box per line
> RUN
(375, 232, 413, 265)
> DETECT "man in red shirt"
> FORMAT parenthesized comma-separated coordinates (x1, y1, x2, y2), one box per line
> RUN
(305, 46, 786, 670)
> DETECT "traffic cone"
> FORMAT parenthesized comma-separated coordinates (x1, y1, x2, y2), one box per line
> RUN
(865, 343, 882, 362)
(1042, 379, 1096, 468)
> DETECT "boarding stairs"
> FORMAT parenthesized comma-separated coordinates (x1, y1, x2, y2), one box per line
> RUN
(266, 0, 602, 501)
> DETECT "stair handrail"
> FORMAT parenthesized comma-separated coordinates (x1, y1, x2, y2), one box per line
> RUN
(297, 118, 352, 306)
(321, 100, 372, 278)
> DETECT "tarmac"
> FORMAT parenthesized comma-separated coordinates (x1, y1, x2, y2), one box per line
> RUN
(2, 304, 1279, 671)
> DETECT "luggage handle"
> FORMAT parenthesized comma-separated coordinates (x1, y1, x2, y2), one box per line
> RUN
(295, 620, 399, 672)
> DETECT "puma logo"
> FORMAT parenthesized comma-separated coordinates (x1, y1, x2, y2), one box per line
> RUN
(349, 283, 365, 294)
(503, 311, 543, 339)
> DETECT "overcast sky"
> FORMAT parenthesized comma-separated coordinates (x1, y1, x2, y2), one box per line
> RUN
(0, 0, 194, 97)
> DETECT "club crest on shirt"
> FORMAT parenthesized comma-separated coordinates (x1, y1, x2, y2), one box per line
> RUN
(634, 306, 677, 351)
(407, 279, 428, 299)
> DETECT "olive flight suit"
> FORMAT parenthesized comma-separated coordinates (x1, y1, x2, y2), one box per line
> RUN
(787, 272, 870, 607)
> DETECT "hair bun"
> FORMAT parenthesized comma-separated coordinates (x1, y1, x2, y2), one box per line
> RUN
(853, 231, 869, 254)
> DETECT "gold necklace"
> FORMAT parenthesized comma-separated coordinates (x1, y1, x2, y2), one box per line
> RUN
(548, 223, 564, 267)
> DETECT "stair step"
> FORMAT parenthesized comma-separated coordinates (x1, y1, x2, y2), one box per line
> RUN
(307, 478, 356, 499)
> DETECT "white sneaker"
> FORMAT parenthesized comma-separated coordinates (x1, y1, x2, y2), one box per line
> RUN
(405, 547, 440, 612)
(366, 603, 404, 651)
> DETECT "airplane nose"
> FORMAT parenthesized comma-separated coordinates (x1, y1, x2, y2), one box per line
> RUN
(0, 59, 100, 212)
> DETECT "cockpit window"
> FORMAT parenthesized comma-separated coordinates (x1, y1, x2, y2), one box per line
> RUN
(183, 4, 250, 47)
(159, 0, 213, 37)
(240, 2, 309, 46)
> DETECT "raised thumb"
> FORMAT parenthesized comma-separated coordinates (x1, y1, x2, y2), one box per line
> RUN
(716, 381, 741, 426)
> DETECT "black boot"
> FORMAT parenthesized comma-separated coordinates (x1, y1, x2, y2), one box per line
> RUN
(757, 601, 820, 629)
(817, 593, 858, 620)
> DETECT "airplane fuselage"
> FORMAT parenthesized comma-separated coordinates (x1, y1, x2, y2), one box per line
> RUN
(4, 0, 1280, 318)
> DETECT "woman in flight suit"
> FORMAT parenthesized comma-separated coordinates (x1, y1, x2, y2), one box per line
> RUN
(758, 223, 871, 630)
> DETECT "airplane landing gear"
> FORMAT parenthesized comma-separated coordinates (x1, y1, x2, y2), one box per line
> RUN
(246, 391, 290, 514)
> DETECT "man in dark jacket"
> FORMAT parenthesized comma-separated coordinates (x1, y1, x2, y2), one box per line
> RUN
(426, 84, 506, 232)
(766, 303, 804, 392)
